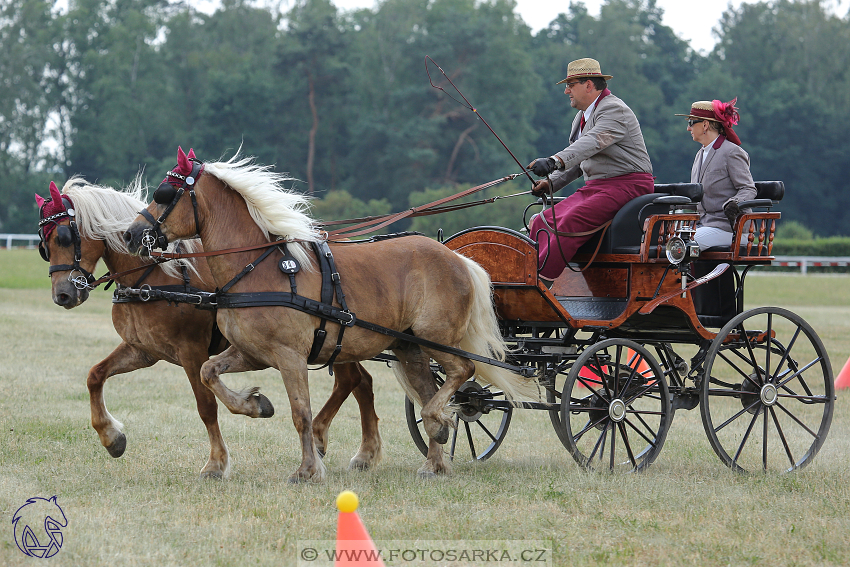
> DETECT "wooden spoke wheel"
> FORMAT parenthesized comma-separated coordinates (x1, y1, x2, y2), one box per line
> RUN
(558, 338, 671, 472)
(700, 307, 834, 473)
(405, 375, 512, 462)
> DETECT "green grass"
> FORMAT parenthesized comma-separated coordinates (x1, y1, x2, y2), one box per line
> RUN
(0, 249, 54, 289)
(2, 266, 850, 566)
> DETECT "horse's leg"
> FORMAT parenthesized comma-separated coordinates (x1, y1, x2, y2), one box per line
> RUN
(312, 362, 359, 458)
(200, 346, 274, 418)
(86, 342, 156, 457)
(392, 347, 454, 477)
(278, 356, 325, 483)
(347, 364, 382, 471)
(180, 356, 230, 479)
(311, 362, 382, 471)
(418, 350, 475, 478)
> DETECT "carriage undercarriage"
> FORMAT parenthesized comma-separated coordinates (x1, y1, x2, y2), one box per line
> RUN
(404, 182, 834, 474)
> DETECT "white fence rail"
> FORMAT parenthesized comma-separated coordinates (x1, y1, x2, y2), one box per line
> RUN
(771, 256, 850, 275)
(1, 234, 848, 274)
(1, 233, 40, 249)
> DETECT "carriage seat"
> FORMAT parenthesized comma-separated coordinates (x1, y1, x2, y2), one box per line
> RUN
(698, 181, 785, 254)
(575, 183, 704, 257)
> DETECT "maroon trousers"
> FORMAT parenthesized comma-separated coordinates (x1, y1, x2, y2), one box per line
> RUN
(531, 172, 654, 280)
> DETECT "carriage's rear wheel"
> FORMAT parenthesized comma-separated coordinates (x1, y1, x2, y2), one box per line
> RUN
(700, 307, 834, 473)
(557, 338, 671, 472)
(405, 374, 512, 462)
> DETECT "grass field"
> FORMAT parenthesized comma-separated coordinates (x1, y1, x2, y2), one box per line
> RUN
(2, 249, 849, 566)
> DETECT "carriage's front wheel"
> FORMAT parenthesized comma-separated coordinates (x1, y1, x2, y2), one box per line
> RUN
(700, 307, 834, 473)
(558, 338, 671, 472)
(405, 376, 512, 462)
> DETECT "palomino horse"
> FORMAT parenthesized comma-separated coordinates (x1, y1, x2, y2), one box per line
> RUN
(37, 176, 382, 477)
(124, 147, 538, 482)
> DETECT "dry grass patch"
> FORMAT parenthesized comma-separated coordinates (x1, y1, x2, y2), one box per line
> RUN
(1, 279, 850, 566)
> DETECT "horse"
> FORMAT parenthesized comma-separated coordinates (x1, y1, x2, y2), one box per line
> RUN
(124, 147, 538, 481)
(36, 176, 382, 478)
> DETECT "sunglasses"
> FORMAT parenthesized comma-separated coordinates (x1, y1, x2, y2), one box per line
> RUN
(688, 119, 705, 127)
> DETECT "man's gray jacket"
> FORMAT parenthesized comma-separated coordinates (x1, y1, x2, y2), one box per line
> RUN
(548, 91, 653, 192)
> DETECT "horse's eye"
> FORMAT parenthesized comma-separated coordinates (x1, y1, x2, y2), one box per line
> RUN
(154, 182, 177, 205)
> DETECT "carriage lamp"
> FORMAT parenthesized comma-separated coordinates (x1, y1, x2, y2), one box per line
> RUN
(665, 237, 687, 265)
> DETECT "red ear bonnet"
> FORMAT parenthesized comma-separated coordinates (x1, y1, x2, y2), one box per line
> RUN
(38, 181, 73, 240)
(163, 146, 200, 185)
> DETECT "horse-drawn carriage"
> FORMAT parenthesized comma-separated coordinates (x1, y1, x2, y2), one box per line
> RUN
(40, 148, 833, 481)
(406, 179, 834, 474)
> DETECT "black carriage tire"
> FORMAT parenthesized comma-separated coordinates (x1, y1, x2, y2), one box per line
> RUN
(557, 338, 672, 472)
(699, 306, 834, 473)
(404, 382, 513, 462)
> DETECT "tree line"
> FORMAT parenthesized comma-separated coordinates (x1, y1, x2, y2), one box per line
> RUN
(1, 0, 848, 236)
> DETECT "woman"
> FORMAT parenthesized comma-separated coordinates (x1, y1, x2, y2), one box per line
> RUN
(677, 99, 757, 250)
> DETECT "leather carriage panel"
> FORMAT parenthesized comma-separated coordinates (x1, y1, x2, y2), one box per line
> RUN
(654, 182, 704, 202)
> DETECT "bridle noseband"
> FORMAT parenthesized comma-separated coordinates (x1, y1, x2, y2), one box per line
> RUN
(38, 196, 97, 290)
(139, 159, 204, 254)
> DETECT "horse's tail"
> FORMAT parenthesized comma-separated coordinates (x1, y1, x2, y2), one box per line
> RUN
(457, 255, 540, 402)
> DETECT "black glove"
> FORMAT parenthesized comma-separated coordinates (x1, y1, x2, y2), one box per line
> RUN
(724, 200, 740, 228)
(528, 157, 557, 177)
(531, 179, 550, 197)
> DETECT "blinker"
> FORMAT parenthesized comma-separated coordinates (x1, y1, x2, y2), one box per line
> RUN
(154, 182, 178, 204)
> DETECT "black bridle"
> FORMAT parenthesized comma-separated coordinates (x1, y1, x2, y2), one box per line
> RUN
(139, 159, 204, 253)
(37, 196, 97, 290)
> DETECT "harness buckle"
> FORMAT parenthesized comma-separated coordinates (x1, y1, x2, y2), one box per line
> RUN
(139, 284, 152, 302)
(340, 310, 356, 327)
(331, 272, 341, 283)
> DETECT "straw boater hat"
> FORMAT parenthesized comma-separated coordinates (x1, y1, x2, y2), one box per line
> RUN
(676, 99, 742, 145)
(555, 58, 613, 85)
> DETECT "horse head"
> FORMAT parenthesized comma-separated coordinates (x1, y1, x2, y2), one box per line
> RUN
(35, 181, 101, 308)
(124, 146, 203, 255)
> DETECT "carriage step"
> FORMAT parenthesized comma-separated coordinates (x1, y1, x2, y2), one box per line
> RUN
(556, 298, 628, 321)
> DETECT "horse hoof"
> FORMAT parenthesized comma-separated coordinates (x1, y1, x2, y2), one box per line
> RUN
(254, 393, 275, 418)
(418, 470, 438, 480)
(106, 433, 126, 458)
(200, 470, 223, 480)
(287, 474, 307, 484)
(348, 458, 370, 472)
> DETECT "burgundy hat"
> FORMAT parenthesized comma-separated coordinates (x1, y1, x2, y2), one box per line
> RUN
(677, 98, 742, 145)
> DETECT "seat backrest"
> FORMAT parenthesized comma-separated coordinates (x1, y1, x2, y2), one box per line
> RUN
(654, 182, 703, 202)
(576, 183, 702, 255)
(754, 181, 784, 201)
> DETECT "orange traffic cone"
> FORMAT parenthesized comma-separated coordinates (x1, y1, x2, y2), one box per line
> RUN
(335, 491, 385, 566)
(834, 355, 850, 389)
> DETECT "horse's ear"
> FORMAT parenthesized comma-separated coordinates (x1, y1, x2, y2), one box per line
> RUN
(48, 181, 62, 203)
(35, 193, 46, 208)
(177, 146, 191, 174)
(187, 148, 196, 161)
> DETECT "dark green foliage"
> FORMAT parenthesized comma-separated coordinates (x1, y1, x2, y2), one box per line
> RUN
(1, 0, 848, 238)
(772, 237, 850, 256)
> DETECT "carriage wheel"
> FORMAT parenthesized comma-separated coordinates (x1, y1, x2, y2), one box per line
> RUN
(405, 375, 512, 462)
(558, 338, 671, 472)
(700, 307, 834, 473)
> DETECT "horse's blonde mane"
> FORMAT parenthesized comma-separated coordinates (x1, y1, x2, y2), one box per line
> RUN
(202, 152, 320, 268)
(61, 176, 201, 280)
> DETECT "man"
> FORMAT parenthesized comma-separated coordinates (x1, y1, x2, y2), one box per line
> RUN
(527, 58, 654, 282)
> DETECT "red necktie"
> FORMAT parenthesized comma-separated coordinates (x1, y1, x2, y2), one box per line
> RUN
(580, 114, 586, 132)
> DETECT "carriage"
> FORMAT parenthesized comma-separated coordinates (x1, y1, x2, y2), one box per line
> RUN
(404, 180, 835, 473)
